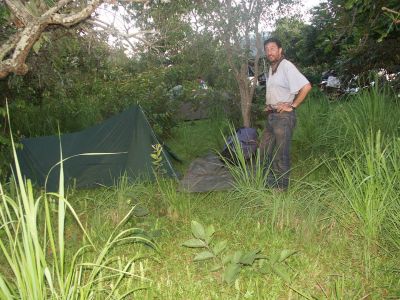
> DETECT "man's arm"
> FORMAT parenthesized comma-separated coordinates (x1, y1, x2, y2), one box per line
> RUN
(277, 83, 312, 112)
(291, 83, 312, 108)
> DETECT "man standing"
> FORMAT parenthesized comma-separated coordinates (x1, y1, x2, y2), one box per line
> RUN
(260, 37, 312, 191)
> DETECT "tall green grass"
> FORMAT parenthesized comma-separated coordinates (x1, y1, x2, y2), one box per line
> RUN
(155, 177, 192, 219)
(219, 126, 267, 192)
(291, 86, 400, 271)
(222, 87, 400, 253)
(0, 106, 155, 299)
(323, 88, 400, 275)
(382, 136, 400, 252)
(328, 130, 398, 243)
(294, 91, 337, 157)
(341, 86, 399, 137)
(328, 87, 400, 251)
(294, 85, 399, 160)
(2, 87, 399, 299)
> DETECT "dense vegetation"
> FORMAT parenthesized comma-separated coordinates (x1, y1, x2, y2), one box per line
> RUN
(1, 88, 399, 298)
(1, 1, 399, 172)
(0, 0, 399, 298)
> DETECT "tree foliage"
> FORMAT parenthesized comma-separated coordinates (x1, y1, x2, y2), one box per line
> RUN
(270, 1, 399, 87)
(309, 0, 400, 79)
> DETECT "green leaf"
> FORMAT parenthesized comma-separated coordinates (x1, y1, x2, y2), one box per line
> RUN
(239, 250, 260, 266)
(255, 254, 268, 260)
(270, 252, 280, 264)
(205, 224, 215, 242)
(191, 221, 206, 240)
(232, 251, 243, 264)
(193, 251, 215, 262)
(223, 263, 241, 284)
(222, 254, 232, 265)
(344, 0, 356, 9)
(182, 239, 206, 248)
(0, 135, 11, 146)
(259, 263, 272, 275)
(271, 264, 291, 283)
(213, 240, 227, 256)
(33, 37, 43, 54)
(210, 264, 222, 272)
(278, 249, 298, 262)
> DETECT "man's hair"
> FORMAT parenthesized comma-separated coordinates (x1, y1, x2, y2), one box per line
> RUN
(264, 37, 282, 49)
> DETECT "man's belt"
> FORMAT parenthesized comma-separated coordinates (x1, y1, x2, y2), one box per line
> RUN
(266, 108, 279, 113)
(265, 103, 292, 113)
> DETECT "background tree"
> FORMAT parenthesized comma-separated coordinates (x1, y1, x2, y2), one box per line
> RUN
(194, 0, 301, 128)
(308, 0, 400, 84)
(195, 0, 264, 128)
(0, 0, 151, 79)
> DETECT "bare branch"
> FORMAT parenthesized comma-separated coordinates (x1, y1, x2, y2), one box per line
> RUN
(50, 0, 102, 27)
(0, 0, 158, 79)
(382, 7, 400, 16)
(86, 18, 157, 49)
(382, 6, 400, 24)
(0, 0, 101, 79)
(4, 0, 34, 25)
(88, 18, 155, 39)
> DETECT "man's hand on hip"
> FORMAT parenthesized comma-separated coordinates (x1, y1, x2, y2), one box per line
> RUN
(276, 102, 293, 112)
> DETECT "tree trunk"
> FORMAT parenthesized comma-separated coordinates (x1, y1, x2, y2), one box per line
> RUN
(238, 76, 253, 128)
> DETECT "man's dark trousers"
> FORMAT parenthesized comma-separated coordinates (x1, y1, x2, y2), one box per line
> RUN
(260, 111, 296, 190)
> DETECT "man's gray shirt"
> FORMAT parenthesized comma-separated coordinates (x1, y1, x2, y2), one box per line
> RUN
(266, 59, 309, 106)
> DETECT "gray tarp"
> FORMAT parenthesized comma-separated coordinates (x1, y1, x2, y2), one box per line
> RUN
(179, 153, 234, 192)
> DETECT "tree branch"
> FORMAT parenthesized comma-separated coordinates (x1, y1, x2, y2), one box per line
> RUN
(382, 6, 400, 24)
(50, 0, 101, 27)
(0, 0, 151, 79)
(4, 0, 34, 25)
(88, 18, 155, 39)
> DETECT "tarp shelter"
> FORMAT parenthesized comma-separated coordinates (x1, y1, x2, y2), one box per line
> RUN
(179, 128, 258, 192)
(17, 105, 178, 191)
(179, 153, 234, 192)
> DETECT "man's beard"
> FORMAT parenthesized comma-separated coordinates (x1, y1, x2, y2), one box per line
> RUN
(269, 55, 282, 64)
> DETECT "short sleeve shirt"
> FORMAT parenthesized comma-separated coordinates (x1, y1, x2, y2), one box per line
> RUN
(266, 59, 309, 106)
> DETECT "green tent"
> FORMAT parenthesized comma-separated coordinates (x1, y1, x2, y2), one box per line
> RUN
(17, 105, 178, 191)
